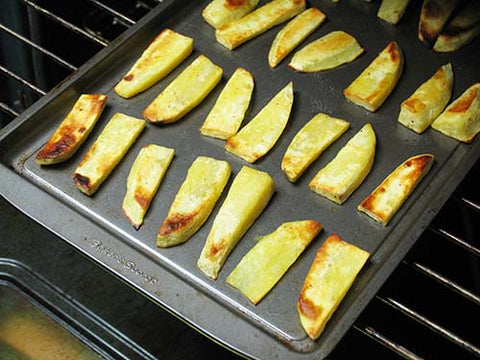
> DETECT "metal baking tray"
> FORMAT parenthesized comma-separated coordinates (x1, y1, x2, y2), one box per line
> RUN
(1, 0, 479, 359)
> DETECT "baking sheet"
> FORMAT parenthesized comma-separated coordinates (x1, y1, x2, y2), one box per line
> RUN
(1, 0, 479, 359)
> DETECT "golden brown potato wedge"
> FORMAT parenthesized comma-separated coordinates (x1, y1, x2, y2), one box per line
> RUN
(198, 166, 275, 280)
(114, 29, 193, 99)
(200, 67, 254, 140)
(418, 0, 459, 47)
(358, 154, 434, 225)
(36, 94, 107, 165)
(309, 123, 376, 205)
(227, 220, 322, 304)
(157, 156, 231, 248)
(268, 8, 326, 68)
(74, 113, 146, 196)
(289, 31, 364, 73)
(143, 55, 223, 124)
(298, 234, 369, 340)
(344, 42, 403, 112)
(431, 83, 480, 143)
(123, 144, 174, 230)
(281, 113, 349, 182)
(377, 0, 411, 25)
(215, 0, 306, 50)
(398, 63, 453, 134)
(202, 0, 259, 28)
(225, 82, 293, 163)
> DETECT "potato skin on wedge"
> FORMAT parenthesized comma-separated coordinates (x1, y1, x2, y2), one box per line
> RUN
(202, 0, 259, 28)
(358, 154, 434, 225)
(298, 234, 369, 340)
(36, 94, 107, 165)
(198, 166, 274, 280)
(157, 156, 231, 248)
(398, 63, 453, 134)
(289, 31, 364, 73)
(123, 144, 174, 230)
(344, 41, 403, 112)
(227, 220, 322, 304)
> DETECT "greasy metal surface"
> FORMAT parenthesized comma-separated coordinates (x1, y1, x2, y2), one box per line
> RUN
(1, 0, 479, 359)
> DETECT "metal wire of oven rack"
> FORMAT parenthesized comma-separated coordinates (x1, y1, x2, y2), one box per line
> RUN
(0, 1, 478, 359)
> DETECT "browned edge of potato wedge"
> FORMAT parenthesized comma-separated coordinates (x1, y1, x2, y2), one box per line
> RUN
(202, 0, 260, 28)
(418, 0, 459, 48)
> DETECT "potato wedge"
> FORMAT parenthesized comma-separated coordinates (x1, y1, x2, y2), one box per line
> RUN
(36, 94, 107, 165)
(434, 0, 480, 52)
(281, 113, 350, 182)
(202, 0, 259, 28)
(200, 67, 254, 140)
(268, 8, 326, 68)
(298, 234, 369, 340)
(198, 166, 275, 280)
(398, 63, 453, 134)
(377, 0, 411, 25)
(343, 42, 403, 112)
(157, 156, 231, 248)
(289, 31, 364, 73)
(215, 0, 306, 50)
(143, 55, 223, 124)
(74, 113, 146, 196)
(123, 144, 174, 230)
(358, 154, 434, 225)
(418, 0, 459, 47)
(431, 83, 480, 143)
(114, 29, 193, 99)
(225, 82, 293, 163)
(227, 220, 322, 304)
(309, 123, 376, 204)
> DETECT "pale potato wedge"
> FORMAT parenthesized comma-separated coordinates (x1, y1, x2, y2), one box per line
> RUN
(282, 113, 350, 182)
(298, 234, 369, 340)
(358, 154, 434, 225)
(198, 166, 275, 280)
(36, 94, 107, 165)
(344, 41, 403, 112)
(377, 0, 411, 25)
(398, 63, 453, 134)
(114, 29, 193, 99)
(157, 156, 231, 248)
(225, 82, 293, 163)
(268, 8, 326, 68)
(123, 144, 174, 230)
(309, 123, 376, 204)
(202, 0, 259, 28)
(74, 113, 146, 196)
(215, 0, 306, 50)
(418, 0, 459, 47)
(289, 31, 364, 73)
(200, 67, 254, 140)
(227, 220, 322, 304)
(431, 83, 480, 143)
(143, 55, 223, 124)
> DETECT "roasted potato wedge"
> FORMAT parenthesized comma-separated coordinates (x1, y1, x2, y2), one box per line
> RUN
(418, 0, 459, 47)
(225, 82, 293, 163)
(227, 220, 322, 304)
(268, 8, 326, 68)
(143, 55, 223, 124)
(215, 0, 306, 50)
(123, 144, 174, 230)
(344, 42, 403, 112)
(398, 63, 453, 134)
(431, 83, 480, 143)
(114, 29, 193, 99)
(36, 94, 107, 165)
(200, 67, 254, 140)
(202, 0, 259, 28)
(198, 166, 275, 280)
(298, 234, 369, 340)
(74, 113, 146, 196)
(289, 31, 364, 73)
(309, 123, 376, 204)
(358, 154, 434, 225)
(281, 113, 350, 182)
(377, 0, 411, 25)
(157, 156, 231, 248)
